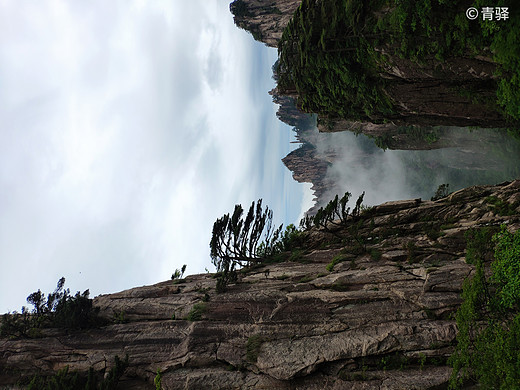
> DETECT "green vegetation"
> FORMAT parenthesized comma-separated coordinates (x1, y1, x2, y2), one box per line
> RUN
(230, 0, 252, 18)
(298, 274, 316, 283)
(209, 192, 368, 291)
(431, 183, 451, 201)
(378, 352, 409, 371)
(287, 248, 306, 263)
(300, 192, 365, 231)
(369, 248, 382, 261)
(373, 126, 441, 150)
(171, 264, 187, 280)
(154, 368, 163, 390)
(1, 278, 101, 339)
(210, 199, 283, 292)
(450, 226, 520, 388)
(246, 334, 264, 362)
(485, 195, 518, 216)
(277, 0, 393, 121)
(377, 0, 520, 121)
(404, 241, 418, 264)
(210, 196, 308, 292)
(23, 355, 129, 390)
(112, 310, 129, 324)
(326, 258, 339, 272)
(186, 303, 206, 322)
(277, 0, 520, 133)
(327, 253, 349, 272)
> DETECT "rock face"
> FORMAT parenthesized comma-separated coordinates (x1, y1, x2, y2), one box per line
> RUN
(313, 52, 505, 134)
(233, 0, 510, 138)
(2, 181, 520, 389)
(282, 143, 331, 213)
(230, 0, 301, 47)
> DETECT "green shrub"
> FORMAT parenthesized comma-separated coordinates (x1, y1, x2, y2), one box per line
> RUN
(326, 255, 342, 272)
(279, 224, 305, 251)
(24, 355, 128, 390)
(113, 310, 128, 324)
(491, 226, 520, 309)
(450, 226, 520, 388)
(404, 241, 417, 264)
(464, 226, 499, 265)
(246, 334, 264, 362)
(425, 223, 441, 240)
(171, 265, 186, 280)
(431, 184, 451, 201)
(298, 274, 316, 283)
(0, 278, 101, 339)
(286, 249, 304, 263)
(154, 368, 162, 390)
(186, 303, 206, 321)
(369, 248, 382, 261)
(485, 196, 517, 216)
(304, 192, 366, 232)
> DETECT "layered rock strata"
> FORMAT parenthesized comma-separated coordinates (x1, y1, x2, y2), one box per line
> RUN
(1, 180, 519, 389)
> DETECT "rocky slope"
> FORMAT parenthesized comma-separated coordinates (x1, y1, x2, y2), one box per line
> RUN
(2, 180, 519, 389)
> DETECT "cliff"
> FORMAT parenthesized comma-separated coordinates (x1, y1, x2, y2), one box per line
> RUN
(230, 0, 300, 47)
(281, 143, 331, 213)
(233, 0, 516, 142)
(2, 180, 520, 389)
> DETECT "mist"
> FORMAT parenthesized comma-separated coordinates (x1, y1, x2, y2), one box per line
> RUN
(306, 126, 520, 209)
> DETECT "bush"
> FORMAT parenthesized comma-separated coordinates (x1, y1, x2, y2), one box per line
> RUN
(369, 248, 382, 261)
(246, 334, 264, 362)
(301, 192, 366, 231)
(24, 355, 128, 390)
(326, 257, 340, 272)
(154, 368, 163, 390)
(450, 226, 520, 388)
(186, 303, 206, 321)
(171, 265, 187, 280)
(210, 200, 283, 292)
(431, 183, 451, 201)
(485, 196, 517, 216)
(1, 278, 100, 339)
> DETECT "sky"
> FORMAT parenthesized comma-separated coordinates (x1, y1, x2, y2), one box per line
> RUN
(0, 1, 314, 313)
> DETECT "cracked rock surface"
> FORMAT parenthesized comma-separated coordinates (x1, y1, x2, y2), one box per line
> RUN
(1, 181, 519, 389)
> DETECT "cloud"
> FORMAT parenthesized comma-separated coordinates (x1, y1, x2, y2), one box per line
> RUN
(0, 0, 309, 312)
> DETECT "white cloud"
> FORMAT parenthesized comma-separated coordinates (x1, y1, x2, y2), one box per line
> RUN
(0, 0, 310, 312)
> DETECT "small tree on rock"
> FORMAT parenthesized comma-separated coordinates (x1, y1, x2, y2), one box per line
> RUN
(301, 191, 365, 231)
(210, 200, 282, 292)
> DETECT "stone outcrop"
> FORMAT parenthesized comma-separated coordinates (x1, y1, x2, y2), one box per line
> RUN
(282, 143, 332, 213)
(230, 0, 301, 47)
(2, 180, 519, 389)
